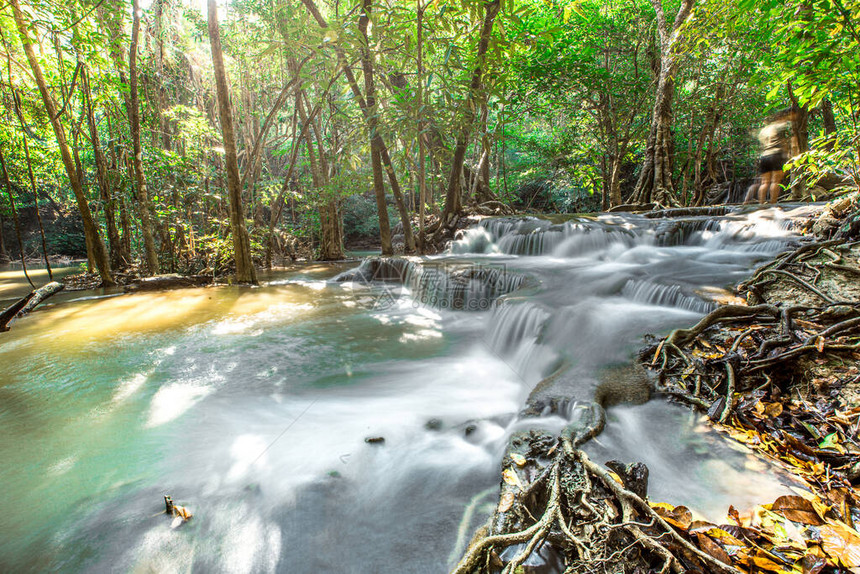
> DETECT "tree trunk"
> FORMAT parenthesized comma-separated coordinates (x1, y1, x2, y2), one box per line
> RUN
(153, 0, 172, 150)
(107, 112, 132, 265)
(0, 211, 8, 263)
(297, 94, 344, 261)
(632, 0, 696, 207)
(0, 281, 64, 332)
(265, 94, 300, 268)
(299, 0, 415, 253)
(265, 64, 342, 267)
(17, 118, 53, 280)
(787, 82, 810, 200)
(358, 0, 393, 255)
(129, 0, 161, 274)
(441, 0, 501, 226)
(208, 0, 257, 284)
(609, 156, 624, 207)
(417, 3, 427, 252)
(10, 0, 114, 285)
(0, 146, 33, 288)
(821, 98, 837, 137)
(82, 67, 122, 268)
(120, 196, 132, 262)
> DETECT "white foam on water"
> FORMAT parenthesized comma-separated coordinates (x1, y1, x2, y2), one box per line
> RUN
(113, 373, 148, 403)
(146, 382, 215, 428)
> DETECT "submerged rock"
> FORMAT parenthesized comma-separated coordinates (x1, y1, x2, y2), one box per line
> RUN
(424, 418, 443, 431)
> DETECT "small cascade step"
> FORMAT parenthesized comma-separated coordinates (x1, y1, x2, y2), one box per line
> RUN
(334, 257, 527, 311)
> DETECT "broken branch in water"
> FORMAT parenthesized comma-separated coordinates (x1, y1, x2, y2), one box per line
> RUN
(0, 280, 63, 332)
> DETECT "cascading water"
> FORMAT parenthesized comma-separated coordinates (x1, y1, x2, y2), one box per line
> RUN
(0, 206, 814, 573)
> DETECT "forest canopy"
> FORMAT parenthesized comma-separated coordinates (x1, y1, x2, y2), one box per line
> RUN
(0, 0, 857, 283)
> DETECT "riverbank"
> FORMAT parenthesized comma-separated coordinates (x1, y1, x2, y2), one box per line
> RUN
(451, 196, 860, 573)
(637, 193, 860, 572)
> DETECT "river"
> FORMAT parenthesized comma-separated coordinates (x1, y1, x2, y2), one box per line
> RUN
(0, 206, 812, 573)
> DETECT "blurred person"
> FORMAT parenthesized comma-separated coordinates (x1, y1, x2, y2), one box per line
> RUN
(744, 109, 796, 204)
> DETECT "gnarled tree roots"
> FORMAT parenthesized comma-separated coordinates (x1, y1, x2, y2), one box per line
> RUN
(451, 421, 740, 574)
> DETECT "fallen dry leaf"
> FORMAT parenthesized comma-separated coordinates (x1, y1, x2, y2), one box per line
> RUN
(771, 495, 825, 526)
(820, 521, 860, 567)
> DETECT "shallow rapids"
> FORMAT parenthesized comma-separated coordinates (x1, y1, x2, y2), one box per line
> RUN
(0, 206, 814, 573)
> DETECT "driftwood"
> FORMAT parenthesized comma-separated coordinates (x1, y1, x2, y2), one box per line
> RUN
(0, 293, 35, 332)
(0, 280, 64, 332)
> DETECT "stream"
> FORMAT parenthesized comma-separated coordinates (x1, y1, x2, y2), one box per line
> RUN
(0, 206, 814, 573)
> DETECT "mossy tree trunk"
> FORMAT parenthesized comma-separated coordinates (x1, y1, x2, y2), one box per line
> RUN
(632, 0, 696, 207)
(10, 0, 114, 285)
(130, 0, 161, 274)
(207, 0, 257, 284)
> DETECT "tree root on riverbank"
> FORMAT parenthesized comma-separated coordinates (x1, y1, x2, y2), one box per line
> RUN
(451, 419, 764, 574)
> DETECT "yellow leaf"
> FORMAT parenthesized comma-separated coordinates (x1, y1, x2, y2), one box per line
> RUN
(820, 521, 860, 567)
(764, 402, 784, 417)
(510, 453, 527, 467)
(502, 468, 523, 490)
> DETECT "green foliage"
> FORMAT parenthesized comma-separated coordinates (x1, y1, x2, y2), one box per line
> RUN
(0, 0, 858, 273)
(342, 194, 382, 242)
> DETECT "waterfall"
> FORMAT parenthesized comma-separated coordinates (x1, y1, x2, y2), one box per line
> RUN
(333, 257, 526, 311)
(444, 206, 808, 385)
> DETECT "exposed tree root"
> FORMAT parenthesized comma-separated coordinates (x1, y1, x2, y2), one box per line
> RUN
(451, 421, 743, 574)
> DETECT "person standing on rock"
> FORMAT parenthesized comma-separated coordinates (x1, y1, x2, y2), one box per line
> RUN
(744, 109, 796, 204)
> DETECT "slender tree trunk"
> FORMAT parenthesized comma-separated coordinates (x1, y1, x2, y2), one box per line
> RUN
(82, 68, 122, 268)
(297, 94, 344, 260)
(119, 195, 132, 261)
(18, 125, 52, 280)
(265, 94, 300, 268)
(0, 146, 33, 287)
(787, 82, 810, 200)
(208, 0, 257, 284)
(417, 4, 427, 252)
(441, 0, 501, 226)
(475, 102, 495, 204)
(358, 0, 393, 255)
(307, 98, 344, 260)
(632, 0, 696, 207)
(609, 156, 624, 207)
(153, 0, 171, 150)
(129, 0, 160, 274)
(821, 98, 837, 137)
(106, 112, 132, 265)
(265, 62, 342, 267)
(9, 0, 114, 284)
(299, 0, 415, 253)
(0, 211, 7, 263)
